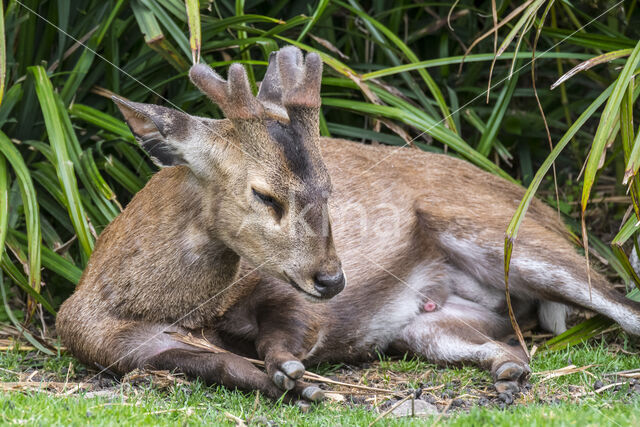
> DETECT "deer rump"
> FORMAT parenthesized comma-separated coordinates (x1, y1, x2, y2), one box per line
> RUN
(56, 46, 640, 404)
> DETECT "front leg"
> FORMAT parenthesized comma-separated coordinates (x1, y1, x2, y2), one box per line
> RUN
(252, 289, 324, 401)
(108, 320, 320, 403)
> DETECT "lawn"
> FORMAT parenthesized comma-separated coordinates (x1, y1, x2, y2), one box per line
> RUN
(1, 333, 639, 426)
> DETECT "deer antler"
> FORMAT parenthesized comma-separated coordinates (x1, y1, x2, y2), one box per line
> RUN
(277, 46, 323, 111)
(189, 63, 263, 120)
(190, 46, 323, 134)
(257, 51, 289, 121)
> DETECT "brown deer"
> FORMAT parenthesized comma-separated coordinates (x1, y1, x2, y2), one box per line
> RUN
(56, 47, 341, 403)
(57, 46, 640, 402)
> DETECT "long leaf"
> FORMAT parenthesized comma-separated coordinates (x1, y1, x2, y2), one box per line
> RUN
(0, 132, 41, 298)
(582, 41, 640, 211)
(476, 69, 520, 156)
(0, 0, 5, 107)
(30, 66, 95, 257)
(340, 0, 457, 134)
(0, 155, 8, 264)
(0, 274, 54, 355)
(297, 0, 329, 42)
(321, 97, 513, 182)
(185, 0, 201, 63)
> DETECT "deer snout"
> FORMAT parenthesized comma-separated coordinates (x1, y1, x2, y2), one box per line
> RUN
(313, 270, 345, 299)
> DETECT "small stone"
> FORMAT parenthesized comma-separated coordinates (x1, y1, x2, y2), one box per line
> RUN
(441, 390, 453, 398)
(478, 398, 489, 406)
(421, 394, 436, 404)
(498, 392, 513, 405)
(450, 398, 465, 407)
(389, 399, 438, 417)
(250, 416, 271, 426)
(594, 380, 605, 390)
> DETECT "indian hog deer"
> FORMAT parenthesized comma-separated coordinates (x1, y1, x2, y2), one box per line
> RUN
(57, 46, 640, 400)
(57, 47, 341, 402)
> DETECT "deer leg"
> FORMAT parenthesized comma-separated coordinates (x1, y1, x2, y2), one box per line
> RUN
(57, 303, 319, 403)
(437, 231, 640, 336)
(144, 347, 324, 403)
(392, 295, 530, 393)
(251, 287, 324, 401)
(509, 249, 640, 336)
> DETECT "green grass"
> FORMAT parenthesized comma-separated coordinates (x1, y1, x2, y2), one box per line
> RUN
(2, 337, 639, 426)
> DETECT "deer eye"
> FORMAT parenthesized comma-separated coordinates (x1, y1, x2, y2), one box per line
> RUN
(252, 188, 283, 218)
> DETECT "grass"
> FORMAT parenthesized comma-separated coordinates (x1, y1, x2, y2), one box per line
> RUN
(2, 0, 640, 424)
(1, 334, 639, 426)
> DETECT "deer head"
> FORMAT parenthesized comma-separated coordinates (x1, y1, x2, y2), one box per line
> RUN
(113, 46, 345, 299)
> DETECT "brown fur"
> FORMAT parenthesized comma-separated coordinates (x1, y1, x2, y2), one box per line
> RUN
(57, 47, 640, 401)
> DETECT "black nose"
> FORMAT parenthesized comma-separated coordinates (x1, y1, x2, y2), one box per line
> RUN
(313, 271, 345, 299)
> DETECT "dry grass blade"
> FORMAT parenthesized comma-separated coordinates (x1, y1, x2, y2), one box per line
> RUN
(604, 367, 640, 377)
(225, 411, 247, 426)
(309, 34, 349, 60)
(504, 239, 530, 360)
(1, 381, 91, 394)
(47, 26, 99, 73)
(368, 392, 414, 426)
(491, 0, 498, 59)
(446, 0, 461, 31)
(486, 0, 545, 102)
(459, 0, 535, 74)
(166, 332, 395, 394)
(532, 364, 596, 382)
(551, 49, 632, 90)
(572, 381, 629, 398)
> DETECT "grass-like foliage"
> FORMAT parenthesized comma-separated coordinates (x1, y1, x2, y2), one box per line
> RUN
(1, 1, 640, 352)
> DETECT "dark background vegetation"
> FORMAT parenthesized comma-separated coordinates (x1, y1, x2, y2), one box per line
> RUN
(0, 0, 639, 352)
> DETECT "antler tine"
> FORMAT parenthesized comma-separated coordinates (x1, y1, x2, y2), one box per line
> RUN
(189, 63, 263, 120)
(257, 52, 282, 105)
(189, 63, 227, 106)
(277, 47, 323, 110)
(257, 52, 289, 121)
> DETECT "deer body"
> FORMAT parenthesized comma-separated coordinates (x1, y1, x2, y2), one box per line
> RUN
(57, 47, 640, 401)
(219, 136, 640, 394)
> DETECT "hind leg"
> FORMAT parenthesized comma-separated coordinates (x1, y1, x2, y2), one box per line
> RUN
(392, 295, 530, 393)
(510, 249, 640, 336)
(437, 231, 640, 336)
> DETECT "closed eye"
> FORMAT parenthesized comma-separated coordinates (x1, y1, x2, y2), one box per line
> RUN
(252, 188, 283, 218)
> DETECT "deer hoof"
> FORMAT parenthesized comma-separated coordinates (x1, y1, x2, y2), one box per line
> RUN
(296, 400, 312, 412)
(273, 371, 296, 390)
(496, 362, 527, 381)
(302, 385, 325, 402)
(281, 360, 305, 379)
(494, 380, 520, 394)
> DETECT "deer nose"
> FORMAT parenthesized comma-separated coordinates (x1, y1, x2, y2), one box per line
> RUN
(313, 270, 345, 299)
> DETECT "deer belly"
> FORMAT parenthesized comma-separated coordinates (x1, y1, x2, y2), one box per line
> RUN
(355, 261, 447, 351)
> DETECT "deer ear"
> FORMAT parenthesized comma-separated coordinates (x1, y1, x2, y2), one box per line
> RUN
(113, 96, 215, 174)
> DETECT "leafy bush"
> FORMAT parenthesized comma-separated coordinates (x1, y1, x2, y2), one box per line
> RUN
(0, 0, 639, 350)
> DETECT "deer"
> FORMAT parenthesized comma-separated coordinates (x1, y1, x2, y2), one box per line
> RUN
(57, 46, 640, 403)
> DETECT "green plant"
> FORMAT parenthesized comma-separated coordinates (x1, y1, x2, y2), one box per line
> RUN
(0, 0, 639, 353)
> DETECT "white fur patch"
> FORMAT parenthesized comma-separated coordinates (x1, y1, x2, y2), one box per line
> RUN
(359, 261, 442, 350)
(397, 298, 507, 364)
(538, 301, 567, 335)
